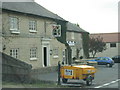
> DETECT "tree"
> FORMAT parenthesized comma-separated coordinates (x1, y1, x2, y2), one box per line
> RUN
(89, 36, 106, 57)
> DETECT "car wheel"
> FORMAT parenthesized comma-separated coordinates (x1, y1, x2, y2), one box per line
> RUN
(62, 78, 68, 83)
(106, 63, 112, 67)
(109, 64, 112, 67)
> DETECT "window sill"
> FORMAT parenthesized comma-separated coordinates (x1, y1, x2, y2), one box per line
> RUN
(30, 58, 37, 61)
(29, 30, 37, 33)
(53, 56, 59, 58)
(10, 30, 20, 34)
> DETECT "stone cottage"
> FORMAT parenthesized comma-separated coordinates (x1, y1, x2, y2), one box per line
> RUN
(1, 2, 68, 69)
(66, 22, 89, 62)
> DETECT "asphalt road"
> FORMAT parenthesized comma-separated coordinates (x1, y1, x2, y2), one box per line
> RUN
(99, 81, 119, 88)
(85, 63, 119, 88)
(35, 63, 119, 88)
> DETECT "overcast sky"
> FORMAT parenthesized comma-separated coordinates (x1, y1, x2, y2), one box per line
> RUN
(35, 0, 119, 34)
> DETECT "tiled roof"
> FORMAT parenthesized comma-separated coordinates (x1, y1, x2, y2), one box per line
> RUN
(67, 22, 88, 33)
(90, 33, 120, 43)
(2, 2, 66, 21)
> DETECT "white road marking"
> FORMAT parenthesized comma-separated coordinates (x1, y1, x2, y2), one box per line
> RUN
(94, 79, 120, 88)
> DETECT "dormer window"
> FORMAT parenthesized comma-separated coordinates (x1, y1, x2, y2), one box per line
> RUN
(52, 24, 61, 37)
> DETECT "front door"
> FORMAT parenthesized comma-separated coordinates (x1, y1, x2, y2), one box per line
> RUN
(42, 45, 50, 67)
(42, 40, 50, 67)
(43, 47, 47, 67)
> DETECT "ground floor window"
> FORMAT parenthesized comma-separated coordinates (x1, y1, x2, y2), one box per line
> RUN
(10, 48, 19, 59)
(110, 43, 116, 48)
(30, 47, 37, 60)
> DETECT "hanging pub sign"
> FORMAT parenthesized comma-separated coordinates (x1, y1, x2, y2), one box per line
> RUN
(52, 24, 61, 37)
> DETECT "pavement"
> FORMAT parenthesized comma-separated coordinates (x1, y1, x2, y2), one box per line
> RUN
(32, 72, 58, 82)
(33, 71, 86, 87)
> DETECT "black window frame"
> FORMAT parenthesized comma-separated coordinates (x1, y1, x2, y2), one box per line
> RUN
(110, 43, 116, 48)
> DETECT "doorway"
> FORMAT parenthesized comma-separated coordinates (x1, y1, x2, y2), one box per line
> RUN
(43, 47, 47, 67)
(42, 41, 50, 67)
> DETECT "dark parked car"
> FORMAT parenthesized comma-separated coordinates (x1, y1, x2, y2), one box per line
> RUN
(87, 57, 114, 67)
(112, 55, 120, 63)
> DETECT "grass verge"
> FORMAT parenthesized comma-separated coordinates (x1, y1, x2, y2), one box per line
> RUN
(2, 81, 68, 88)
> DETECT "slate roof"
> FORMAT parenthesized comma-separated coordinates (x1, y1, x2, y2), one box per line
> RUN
(90, 33, 120, 43)
(2, 2, 66, 21)
(67, 22, 88, 33)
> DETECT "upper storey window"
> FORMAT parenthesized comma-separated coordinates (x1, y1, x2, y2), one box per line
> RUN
(10, 17, 20, 34)
(29, 20, 37, 33)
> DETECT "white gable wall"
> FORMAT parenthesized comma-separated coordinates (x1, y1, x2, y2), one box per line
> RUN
(89, 42, 119, 58)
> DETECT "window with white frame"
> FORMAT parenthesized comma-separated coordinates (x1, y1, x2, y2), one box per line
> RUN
(30, 47, 37, 60)
(10, 17, 19, 31)
(10, 48, 19, 59)
(52, 25, 61, 37)
(29, 20, 37, 32)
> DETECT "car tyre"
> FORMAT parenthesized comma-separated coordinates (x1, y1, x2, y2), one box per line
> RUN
(106, 63, 112, 67)
(62, 78, 68, 83)
(109, 64, 112, 67)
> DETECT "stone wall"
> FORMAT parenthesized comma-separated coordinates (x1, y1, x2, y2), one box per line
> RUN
(2, 52, 32, 83)
(31, 66, 58, 75)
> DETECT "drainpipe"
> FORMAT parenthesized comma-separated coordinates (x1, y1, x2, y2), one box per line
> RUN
(65, 43, 72, 65)
(44, 20, 46, 37)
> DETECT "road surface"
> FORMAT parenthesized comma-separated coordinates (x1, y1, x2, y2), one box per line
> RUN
(34, 63, 119, 88)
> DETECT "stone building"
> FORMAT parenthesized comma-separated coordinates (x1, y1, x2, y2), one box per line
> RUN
(1, 2, 67, 69)
(66, 22, 89, 61)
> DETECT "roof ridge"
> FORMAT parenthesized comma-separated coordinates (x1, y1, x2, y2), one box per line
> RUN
(67, 22, 88, 33)
(91, 32, 120, 35)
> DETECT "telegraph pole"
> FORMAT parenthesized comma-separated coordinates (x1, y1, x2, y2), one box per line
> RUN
(57, 61, 61, 85)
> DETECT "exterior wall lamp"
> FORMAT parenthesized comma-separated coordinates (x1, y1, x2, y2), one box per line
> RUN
(50, 49, 53, 55)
